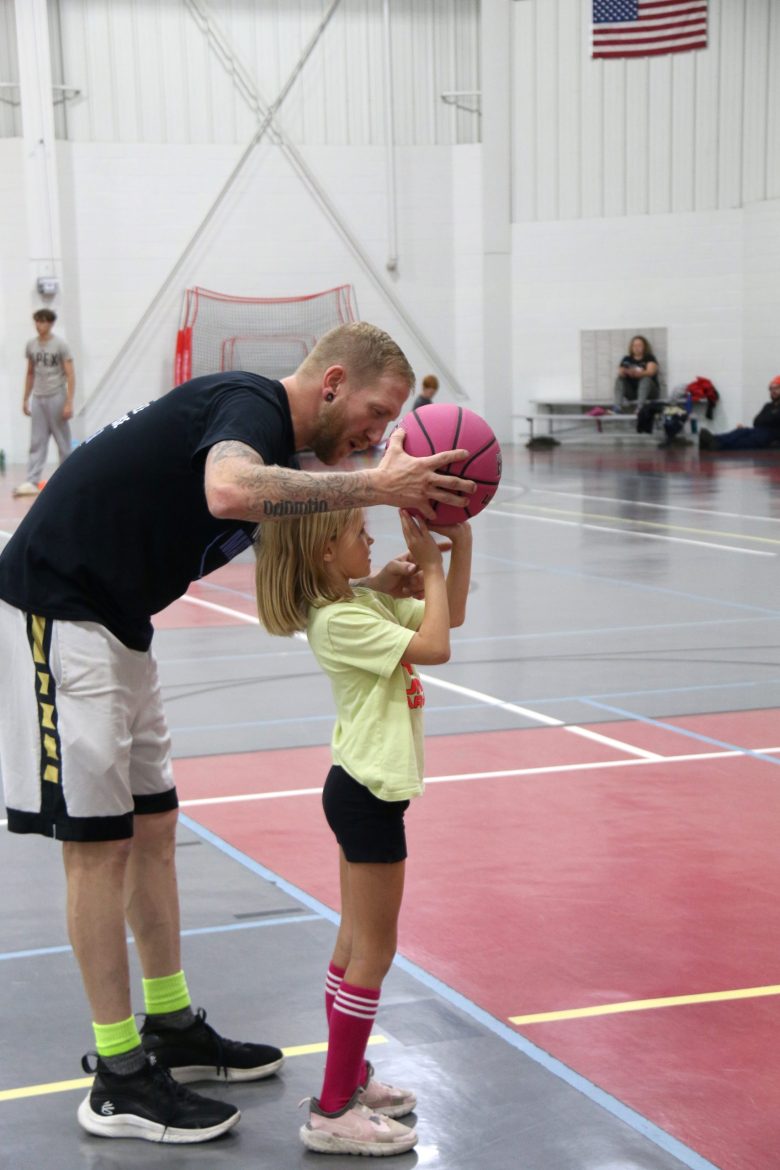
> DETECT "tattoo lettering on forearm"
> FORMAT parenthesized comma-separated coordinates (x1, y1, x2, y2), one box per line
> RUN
(263, 499, 328, 516)
(250, 468, 379, 519)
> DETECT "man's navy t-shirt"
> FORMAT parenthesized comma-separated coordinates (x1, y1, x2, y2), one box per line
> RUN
(0, 373, 297, 650)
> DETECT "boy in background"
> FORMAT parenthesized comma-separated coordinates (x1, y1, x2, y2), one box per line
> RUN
(412, 373, 439, 411)
(14, 308, 75, 497)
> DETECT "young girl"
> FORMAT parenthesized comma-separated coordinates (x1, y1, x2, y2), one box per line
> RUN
(255, 507, 472, 1157)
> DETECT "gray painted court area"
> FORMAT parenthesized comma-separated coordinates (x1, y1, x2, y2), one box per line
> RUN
(1, 822, 696, 1170)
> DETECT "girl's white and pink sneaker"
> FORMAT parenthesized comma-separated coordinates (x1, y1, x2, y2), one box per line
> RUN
(358, 1062, 417, 1118)
(299, 1092, 417, 1156)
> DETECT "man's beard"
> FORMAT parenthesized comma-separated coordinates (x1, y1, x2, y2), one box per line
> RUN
(310, 399, 351, 464)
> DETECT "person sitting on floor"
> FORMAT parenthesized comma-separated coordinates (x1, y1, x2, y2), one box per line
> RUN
(699, 376, 780, 451)
(613, 335, 660, 413)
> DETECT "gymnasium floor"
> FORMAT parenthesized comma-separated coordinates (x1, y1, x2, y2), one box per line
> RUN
(1, 439, 779, 1170)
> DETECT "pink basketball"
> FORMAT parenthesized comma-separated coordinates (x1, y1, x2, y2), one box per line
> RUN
(397, 403, 502, 524)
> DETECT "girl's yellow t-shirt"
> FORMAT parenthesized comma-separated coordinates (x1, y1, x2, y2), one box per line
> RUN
(306, 588, 426, 802)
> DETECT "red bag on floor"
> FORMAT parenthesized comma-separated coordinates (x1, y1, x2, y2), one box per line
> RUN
(686, 377, 719, 420)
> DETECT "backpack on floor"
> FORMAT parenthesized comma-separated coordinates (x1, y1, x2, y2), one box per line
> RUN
(662, 405, 689, 440)
(636, 401, 664, 434)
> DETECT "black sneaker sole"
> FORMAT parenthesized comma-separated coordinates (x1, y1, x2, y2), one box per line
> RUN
(166, 1054, 285, 1084)
(77, 1096, 240, 1143)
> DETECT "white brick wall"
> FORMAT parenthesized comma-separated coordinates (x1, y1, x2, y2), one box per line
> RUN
(511, 209, 751, 431)
(2, 133, 778, 462)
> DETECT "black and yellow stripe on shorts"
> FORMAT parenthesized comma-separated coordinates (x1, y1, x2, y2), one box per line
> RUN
(25, 614, 66, 823)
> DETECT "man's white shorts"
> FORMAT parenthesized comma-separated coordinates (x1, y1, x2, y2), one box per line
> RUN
(0, 599, 177, 841)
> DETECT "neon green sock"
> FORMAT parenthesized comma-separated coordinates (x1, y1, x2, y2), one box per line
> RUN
(93, 1015, 142, 1059)
(142, 970, 191, 1016)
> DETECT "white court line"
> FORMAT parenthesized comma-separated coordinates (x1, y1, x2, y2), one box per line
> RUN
(179, 594, 260, 624)
(564, 724, 660, 757)
(2, 748, 779, 824)
(0, 588, 655, 763)
(489, 509, 775, 556)
(170, 745, 780, 808)
(417, 674, 659, 759)
(528, 487, 780, 526)
(412, 673, 564, 727)
(178, 596, 660, 761)
(183, 786, 325, 806)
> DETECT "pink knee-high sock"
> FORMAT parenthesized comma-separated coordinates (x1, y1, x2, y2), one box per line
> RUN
(325, 964, 368, 1086)
(319, 981, 379, 1114)
(324, 961, 345, 1025)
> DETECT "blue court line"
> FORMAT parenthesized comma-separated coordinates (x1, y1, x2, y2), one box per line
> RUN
(451, 612, 780, 645)
(392, 955, 721, 1170)
(167, 678, 780, 737)
(162, 648, 312, 665)
(515, 677, 780, 708)
(0, 913, 321, 963)
(171, 712, 335, 733)
(478, 551, 780, 618)
(177, 814, 720, 1170)
(580, 698, 780, 767)
(159, 613, 780, 667)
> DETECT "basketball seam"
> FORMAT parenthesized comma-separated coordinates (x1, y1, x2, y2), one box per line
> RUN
(452, 408, 463, 452)
(461, 437, 497, 473)
(412, 410, 436, 455)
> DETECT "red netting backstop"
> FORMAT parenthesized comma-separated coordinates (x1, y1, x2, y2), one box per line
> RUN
(174, 284, 358, 384)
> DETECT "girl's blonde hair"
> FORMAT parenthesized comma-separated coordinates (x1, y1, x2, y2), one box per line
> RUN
(255, 509, 364, 636)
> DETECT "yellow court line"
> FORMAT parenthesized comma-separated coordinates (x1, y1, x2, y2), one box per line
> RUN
(510, 502, 780, 546)
(0, 1034, 387, 1103)
(0, 1076, 93, 1101)
(510, 984, 780, 1026)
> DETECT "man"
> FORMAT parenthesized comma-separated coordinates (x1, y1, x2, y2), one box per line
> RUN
(14, 308, 76, 497)
(411, 373, 439, 411)
(0, 322, 474, 1145)
(699, 376, 780, 451)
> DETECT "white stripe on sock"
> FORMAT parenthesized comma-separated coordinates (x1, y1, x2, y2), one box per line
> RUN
(333, 989, 379, 1021)
(333, 1002, 378, 1021)
(336, 989, 379, 1008)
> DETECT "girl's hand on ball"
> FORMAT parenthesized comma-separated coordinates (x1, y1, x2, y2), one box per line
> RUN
(399, 511, 444, 570)
(428, 521, 471, 545)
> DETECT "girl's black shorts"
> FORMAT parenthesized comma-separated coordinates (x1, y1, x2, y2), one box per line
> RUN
(322, 764, 409, 864)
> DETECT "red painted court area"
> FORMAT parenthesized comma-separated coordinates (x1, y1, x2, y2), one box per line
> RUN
(154, 567, 258, 629)
(176, 713, 780, 1170)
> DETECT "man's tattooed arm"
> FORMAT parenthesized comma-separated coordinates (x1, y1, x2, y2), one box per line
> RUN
(204, 430, 473, 522)
(204, 440, 379, 521)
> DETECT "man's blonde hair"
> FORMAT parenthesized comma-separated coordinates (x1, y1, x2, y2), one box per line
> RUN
(255, 509, 364, 636)
(296, 322, 415, 391)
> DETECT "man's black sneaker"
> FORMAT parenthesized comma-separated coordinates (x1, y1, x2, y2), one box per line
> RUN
(698, 428, 719, 450)
(77, 1053, 240, 1143)
(141, 1008, 285, 1084)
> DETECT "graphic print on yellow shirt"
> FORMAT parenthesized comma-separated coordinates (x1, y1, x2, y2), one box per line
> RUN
(401, 661, 425, 709)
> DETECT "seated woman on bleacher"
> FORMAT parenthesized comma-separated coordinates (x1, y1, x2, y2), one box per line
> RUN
(613, 336, 660, 412)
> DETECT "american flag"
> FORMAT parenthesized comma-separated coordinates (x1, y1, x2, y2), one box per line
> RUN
(592, 0, 708, 60)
